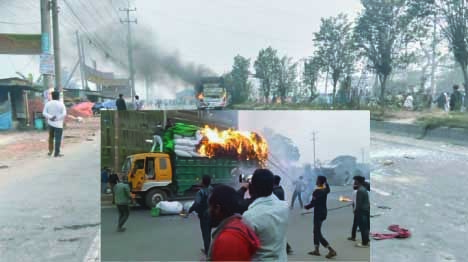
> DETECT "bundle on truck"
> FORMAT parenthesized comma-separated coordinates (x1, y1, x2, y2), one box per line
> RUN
(122, 122, 268, 208)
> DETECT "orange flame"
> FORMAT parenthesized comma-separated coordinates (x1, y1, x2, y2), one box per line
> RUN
(197, 126, 268, 165)
(339, 196, 353, 202)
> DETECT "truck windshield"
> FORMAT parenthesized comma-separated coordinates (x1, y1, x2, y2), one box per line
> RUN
(122, 157, 132, 173)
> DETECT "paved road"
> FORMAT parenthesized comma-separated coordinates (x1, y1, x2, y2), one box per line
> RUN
(101, 187, 369, 262)
(370, 132, 468, 262)
(0, 134, 101, 262)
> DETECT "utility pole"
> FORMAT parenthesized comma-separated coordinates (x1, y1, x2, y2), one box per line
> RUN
(51, 0, 61, 93)
(120, 3, 137, 103)
(311, 131, 318, 168)
(40, 0, 52, 92)
(76, 31, 87, 91)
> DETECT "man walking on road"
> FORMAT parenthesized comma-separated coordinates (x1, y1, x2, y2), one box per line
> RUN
(114, 176, 132, 232)
(305, 176, 337, 259)
(188, 175, 213, 255)
(42, 91, 67, 157)
(207, 184, 260, 261)
(353, 176, 370, 248)
(116, 94, 127, 111)
(243, 169, 289, 261)
(291, 176, 306, 209)
(109, 172, 120, 205)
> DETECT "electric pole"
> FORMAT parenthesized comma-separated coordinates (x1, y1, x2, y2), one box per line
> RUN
(51, 0, 61, 93)
(40, 0, 52, 91)
(311, 131, 318, 168)
(76, 31, 87, 91)
(120, 3, 137, 103)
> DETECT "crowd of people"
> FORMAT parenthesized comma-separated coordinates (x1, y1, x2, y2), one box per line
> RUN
(180, 168, 371, 261)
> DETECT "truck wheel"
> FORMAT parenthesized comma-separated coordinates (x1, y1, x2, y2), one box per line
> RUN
(145, 189, 167, 208)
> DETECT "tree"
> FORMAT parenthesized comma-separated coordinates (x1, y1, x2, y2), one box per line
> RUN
(254, 47, 280, 103)
(276, 56, 297, 104)
(436, 0, 468, 100)
(355, 0, 422, 112)
(303, 57, 322, 102)
(230, 55, 251, 104)
(314, 13, 355, 105)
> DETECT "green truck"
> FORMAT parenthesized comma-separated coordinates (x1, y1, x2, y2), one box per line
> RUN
(123, 123, 261, 208)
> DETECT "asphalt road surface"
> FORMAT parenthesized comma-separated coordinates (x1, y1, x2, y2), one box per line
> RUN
(101, 187, 369, 262)
(0, 134, 100, 261)
(370, 132, 468, 262)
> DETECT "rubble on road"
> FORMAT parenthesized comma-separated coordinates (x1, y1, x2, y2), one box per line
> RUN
(383, 160, 394, 166)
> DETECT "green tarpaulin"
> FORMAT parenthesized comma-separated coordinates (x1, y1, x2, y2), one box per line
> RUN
(162, 123, 200, 152)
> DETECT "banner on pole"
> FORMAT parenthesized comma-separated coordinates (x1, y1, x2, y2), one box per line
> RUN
(40, 53, 55, 75)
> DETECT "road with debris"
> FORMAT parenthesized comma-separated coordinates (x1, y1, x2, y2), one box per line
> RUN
(101, 186, 369, 262)
(370, 132, 468, 262)
(0, 119, 100, 262)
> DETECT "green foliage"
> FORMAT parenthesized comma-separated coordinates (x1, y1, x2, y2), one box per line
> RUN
(229, 55, 251, 104)
(355, 0, 425, 111)
(276, 56, 298, 104)
(303, 57, 322, 101)
(416, 113, 468, 129)
(313, 13, 355, 104)
(254, 47, 281, 103)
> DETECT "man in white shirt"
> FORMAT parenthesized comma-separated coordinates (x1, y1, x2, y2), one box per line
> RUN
(42, 91, 67, 157)
(134, 95, 143, 110)
(243, 169, 289, 261)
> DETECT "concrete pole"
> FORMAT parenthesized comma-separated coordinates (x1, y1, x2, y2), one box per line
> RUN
(40, 0, 52, 91)
(51, 0, 61, 93)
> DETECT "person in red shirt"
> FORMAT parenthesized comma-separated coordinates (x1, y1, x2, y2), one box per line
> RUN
(207, 184, 260, 261)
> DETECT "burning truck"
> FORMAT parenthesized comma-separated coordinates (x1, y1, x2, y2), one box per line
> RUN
(122, 122, 267, 208)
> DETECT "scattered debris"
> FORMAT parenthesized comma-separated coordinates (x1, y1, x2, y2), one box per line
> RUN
(371, 225, 411, 240)
(383, 160, 394, 166)
(58, 237, 81, 242)
(86, 138, 94, 141)
(54, 222, 100, 231)
(377, 205, 392, 210)
(370, 213, 382, 218)
(403, 154, 416, 159)
(63, 135, 78, 139)
(0, 165, 9, 169)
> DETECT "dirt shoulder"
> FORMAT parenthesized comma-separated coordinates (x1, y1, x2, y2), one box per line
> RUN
(0, 117, 100, 165)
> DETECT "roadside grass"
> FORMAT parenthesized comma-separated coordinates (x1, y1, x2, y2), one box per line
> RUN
(416, 112, 468, 130)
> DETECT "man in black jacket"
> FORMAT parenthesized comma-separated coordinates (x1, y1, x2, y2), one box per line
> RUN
(116, 94, 127, 111)
(353, 176, 370, 247)
(188, 175, 213, 255)
(305, 176, 337, 259)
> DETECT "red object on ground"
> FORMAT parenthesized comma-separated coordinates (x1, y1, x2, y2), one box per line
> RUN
(68, 102, 94, 118)
(371, 224, 411, 240)
(210, 216, 260, 261)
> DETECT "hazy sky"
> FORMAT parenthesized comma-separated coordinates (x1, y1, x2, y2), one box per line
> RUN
(0, 0, 362, 96)
(238, 111, 370, 165)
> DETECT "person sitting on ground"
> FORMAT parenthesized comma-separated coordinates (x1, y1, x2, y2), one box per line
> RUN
(305, 176, 337, 259)
(207, 184, 260, 261)
(242, 169, 289, 261)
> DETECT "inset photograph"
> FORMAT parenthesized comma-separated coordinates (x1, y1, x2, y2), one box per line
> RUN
(101, 110, 370, 261)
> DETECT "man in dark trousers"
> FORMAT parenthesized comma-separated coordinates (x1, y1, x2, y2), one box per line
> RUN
(304, 176, 337, 259)
(353, 176, 370, 247)
(450, 85, 463, 111)
(116, 94, 127, 111)
(188, 175, 213, 255)
(42, 91, 67, 157)
(273, 175, 293, 255)
(108, 171, 120, 205)
(114, 176, 132, 232)
(291, 176, 306, 209)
